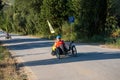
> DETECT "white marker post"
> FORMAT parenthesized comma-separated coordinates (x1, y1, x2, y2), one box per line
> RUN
(47, 20, 55, 34)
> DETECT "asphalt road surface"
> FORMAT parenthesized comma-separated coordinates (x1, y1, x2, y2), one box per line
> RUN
(0, 32, 120, 80)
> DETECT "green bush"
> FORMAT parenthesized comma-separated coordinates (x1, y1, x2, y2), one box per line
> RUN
(62, 22, 77, 41)
(105, 37, 120, 48)
(105, 38, 112, 43)
(91, 35, 105, 42)
(116, 38, 120, 45)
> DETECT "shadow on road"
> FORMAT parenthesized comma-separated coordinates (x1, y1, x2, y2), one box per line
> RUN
(7, 41, 53, 50)
(14, 52, 48, 57)
(21, 52, 120, 66)
(3, 38, 54, 50)
(2, 38, 48, 44)
(2, 36, 120, 67)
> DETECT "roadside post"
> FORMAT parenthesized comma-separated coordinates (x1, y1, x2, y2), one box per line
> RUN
(68, 16, 75, 41)
(47, 20, 56, 39)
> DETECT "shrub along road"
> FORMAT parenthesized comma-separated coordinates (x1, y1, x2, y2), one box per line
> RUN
(0, 33, 120, 80)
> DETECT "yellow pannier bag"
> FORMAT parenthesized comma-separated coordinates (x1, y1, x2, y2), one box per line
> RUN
(52, 46, 56, 51)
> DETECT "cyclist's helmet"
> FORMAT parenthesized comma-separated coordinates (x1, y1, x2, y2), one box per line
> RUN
(56, 35, 61, 39)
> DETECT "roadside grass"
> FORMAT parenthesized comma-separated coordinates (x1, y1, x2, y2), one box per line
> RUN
(105, 42, 120, 49)
(104, 37, 120, 49)
(28, 33, 120, 49)
(0, 44, 27, 80)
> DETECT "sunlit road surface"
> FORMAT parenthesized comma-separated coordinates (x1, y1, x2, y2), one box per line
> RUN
(0, 33, 120, 80)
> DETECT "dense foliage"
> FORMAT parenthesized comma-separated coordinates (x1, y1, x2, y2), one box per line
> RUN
(0, 0, 4, 10)
(0, 0, 120, 42)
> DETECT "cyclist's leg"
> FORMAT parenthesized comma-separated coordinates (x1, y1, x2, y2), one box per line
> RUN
(59, 44, 67, 54)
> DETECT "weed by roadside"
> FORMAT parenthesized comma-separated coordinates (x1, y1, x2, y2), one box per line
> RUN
(0, 44, 28, 80)
(104, 37, 120, 49)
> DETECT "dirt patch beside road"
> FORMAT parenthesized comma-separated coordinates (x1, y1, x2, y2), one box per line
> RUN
(0, 44, 28, 80)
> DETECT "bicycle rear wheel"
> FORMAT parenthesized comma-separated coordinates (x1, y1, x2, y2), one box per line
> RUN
(72, 46, 77, 56)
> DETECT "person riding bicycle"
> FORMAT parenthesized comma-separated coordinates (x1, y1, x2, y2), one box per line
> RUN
(51, 35, 67, 55)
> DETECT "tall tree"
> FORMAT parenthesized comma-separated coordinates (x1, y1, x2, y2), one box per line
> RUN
(13, 0, 43, 34)
(40, 0, 68, 34)
(80, 0, 107, 38)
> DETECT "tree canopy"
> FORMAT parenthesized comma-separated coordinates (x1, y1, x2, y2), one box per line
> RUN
(0, 0, 120, 41)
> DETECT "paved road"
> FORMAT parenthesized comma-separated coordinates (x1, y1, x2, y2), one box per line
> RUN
(0, 33, 120, 80)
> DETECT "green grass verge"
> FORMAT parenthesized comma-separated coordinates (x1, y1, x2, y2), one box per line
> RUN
(104, 37, 120, 49)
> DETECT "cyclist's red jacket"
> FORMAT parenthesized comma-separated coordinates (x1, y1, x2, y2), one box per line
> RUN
(54, 40, 65, 48)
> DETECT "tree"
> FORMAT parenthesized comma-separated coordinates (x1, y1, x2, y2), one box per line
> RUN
(0, 0, 4, 10)
(13, 0, 43, 34)
(1, 0, 119, 41)
(40, 0, 68, 35)
(79, 0, 107, 38)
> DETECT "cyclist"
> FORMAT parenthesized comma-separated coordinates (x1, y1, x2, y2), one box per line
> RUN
(51, 35, 67, 55)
